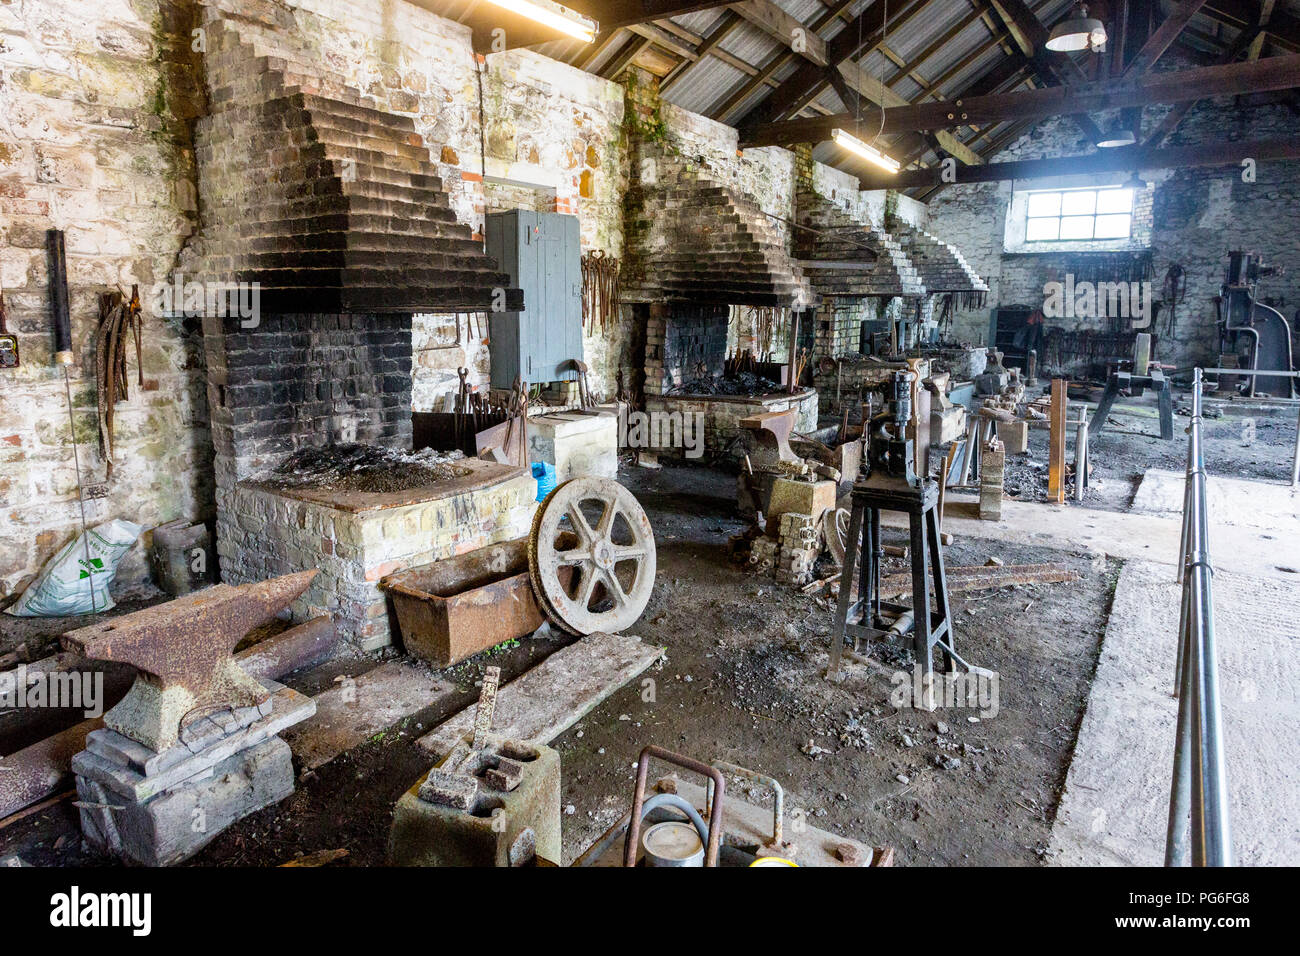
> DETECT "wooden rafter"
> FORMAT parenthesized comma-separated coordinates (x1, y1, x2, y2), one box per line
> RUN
(1202, 0, 1300, 52)
(1143, 24, 1262, 147)
(707, 0, 857, 121)
(737, 0, 935, 127)
(883, 1, 993, 94)
(915, 117, 1035, 200)
(569, 24, 625, 69)
(729, 0, 829, 67)
(659, 9, 744, 92)
(1123, 1, 1211, 77)
(599, 34, 653, 78)
(988, 0, 1104, 142)
(898, 55, 1033, 168)
(739, 53, 1300, 145)
(861, 136, 1300, 189)
(598, 0, 736, 29)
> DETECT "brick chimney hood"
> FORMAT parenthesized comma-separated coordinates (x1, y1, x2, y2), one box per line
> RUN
(178, 19, 521, 314)
(623, 140, 812, 309)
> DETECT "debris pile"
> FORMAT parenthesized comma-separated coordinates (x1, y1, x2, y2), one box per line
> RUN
(668, 371, 781, 397)
(265, 444, 469, 493)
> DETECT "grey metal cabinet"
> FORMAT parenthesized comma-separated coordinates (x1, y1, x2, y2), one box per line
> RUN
(485, 210, 583, 388)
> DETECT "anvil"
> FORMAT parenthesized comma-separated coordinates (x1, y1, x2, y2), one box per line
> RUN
(63, 571, 317, 752)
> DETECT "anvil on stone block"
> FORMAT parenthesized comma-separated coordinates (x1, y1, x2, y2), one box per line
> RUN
(62, 570, 317, 752)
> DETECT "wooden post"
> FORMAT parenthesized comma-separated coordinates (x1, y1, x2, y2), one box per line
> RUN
(1048, 378, 1068, 503)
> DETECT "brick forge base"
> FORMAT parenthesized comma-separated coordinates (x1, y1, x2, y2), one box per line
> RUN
(216, 461, 537, 652)
(645, 388, 818, 463)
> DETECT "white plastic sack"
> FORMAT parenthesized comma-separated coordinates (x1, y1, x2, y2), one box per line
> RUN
(5, 519, 142, 617)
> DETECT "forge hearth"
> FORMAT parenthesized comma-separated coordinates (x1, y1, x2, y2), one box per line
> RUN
(228, 458, 536, 652)
(181, 14, 537, 651)
(202, 313, 537, 651)
(642, 302, 817, 460)
(196, 307, 543, 656)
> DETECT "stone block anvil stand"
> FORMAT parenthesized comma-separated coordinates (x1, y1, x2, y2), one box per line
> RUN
(62, 571, 319, 866)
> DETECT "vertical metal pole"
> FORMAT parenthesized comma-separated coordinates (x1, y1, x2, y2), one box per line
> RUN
(1291, 401, 1300, 488)
(828, 499, 863, 680)
(1189, 452, 1233, 865)
(1173, 411, 1195, 688)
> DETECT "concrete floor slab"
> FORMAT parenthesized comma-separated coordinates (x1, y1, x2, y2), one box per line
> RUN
(1048, 560, 1300, 866)
(886, 496, 1300, 581)
(1131, 468, 1300, 533)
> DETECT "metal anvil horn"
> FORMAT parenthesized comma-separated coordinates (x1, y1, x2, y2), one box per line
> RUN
(63, 571, 317, 752)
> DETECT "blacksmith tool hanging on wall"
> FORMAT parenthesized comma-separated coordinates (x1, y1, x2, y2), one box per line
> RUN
(95, 286, 144, 478)
(47, 228, 98, 611)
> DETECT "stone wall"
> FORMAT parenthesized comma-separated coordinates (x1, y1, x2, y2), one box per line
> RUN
(926, 85, 1300, 371)
(0, 0, 628, 593)
(0, 0, 209, 600)
(413, 48, 629, 407)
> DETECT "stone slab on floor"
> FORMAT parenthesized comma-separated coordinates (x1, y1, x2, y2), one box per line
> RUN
(284, 660, 457, 770)
(892, 496, 1297, 581)
(1048, 560, 1300, 866)
(1131, 467, 1300, 534)
(418, 632, 664, 757)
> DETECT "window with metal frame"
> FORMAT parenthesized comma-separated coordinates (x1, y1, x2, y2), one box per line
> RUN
(1024, 186, 1133, 242)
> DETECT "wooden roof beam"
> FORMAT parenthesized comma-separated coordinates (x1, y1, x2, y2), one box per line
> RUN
(988, 0, 1104, 142)
(706, 0, 857, 121)
(658, 9, 745, 92)
(1202, 0, 1300, 52)
(739, 53, 1300, 145)
(735, 0, 935, 127)
(729, 0, 829, 67)
(865, 136, 1300, 190)
(1144, 24, 1261, 147)
(598, 0, 736, 29)
(1123, 1, 1211, 77)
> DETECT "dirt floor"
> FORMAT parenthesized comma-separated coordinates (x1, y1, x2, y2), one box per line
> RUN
(2, 383, 1295, 867)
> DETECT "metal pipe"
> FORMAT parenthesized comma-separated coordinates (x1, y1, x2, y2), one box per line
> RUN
(1292, 402, 1300, 488)
(706, 760, 784, 848)
(1165, 369, 1233, 867)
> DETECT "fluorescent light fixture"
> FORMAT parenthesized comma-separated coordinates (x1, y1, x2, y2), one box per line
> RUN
(1096, 123, 1136, 148)
(482, 0, 597, 43)
(1046, 3, 1107, 52)
(832, 128, 901, 174)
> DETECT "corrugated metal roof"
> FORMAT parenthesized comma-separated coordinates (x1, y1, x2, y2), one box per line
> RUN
(454, 0, 1253, 180)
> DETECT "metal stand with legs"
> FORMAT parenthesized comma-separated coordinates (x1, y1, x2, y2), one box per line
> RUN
(827, 478, 963, 708)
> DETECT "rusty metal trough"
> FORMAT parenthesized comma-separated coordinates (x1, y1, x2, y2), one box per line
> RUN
(381, 538, 554, 667)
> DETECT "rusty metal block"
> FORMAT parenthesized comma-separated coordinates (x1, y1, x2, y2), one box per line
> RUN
(739, 409, 799, 465)
(485, 757, 525, 792)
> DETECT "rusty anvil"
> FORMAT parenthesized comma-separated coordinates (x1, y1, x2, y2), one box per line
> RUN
(62, 571, 317, 752)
